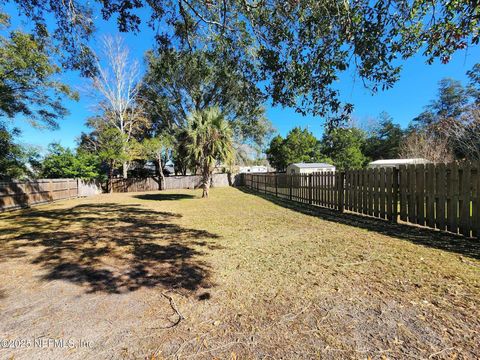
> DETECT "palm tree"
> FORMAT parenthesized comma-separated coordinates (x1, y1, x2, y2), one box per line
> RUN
(186, 107, 234, 198)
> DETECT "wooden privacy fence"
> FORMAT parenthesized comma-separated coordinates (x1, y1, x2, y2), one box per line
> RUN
(243, 162, 480, 239)
(0, 173, 236, 211)
(246, 172, 340, 210)
(0, 178, 78, 211)
(110, 173, 234, 193)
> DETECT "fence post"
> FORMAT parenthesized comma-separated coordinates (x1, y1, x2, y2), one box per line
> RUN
(275, 174, 278, 197)
(338, 171, 345, 213)
(392, 167, 399, 222)
(289, 174, 292, 200)
(308, 174, 313, 204)
(48, 179, 53, 201)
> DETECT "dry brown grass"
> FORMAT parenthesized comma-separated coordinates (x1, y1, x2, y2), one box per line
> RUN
(0, 187, 479, 359)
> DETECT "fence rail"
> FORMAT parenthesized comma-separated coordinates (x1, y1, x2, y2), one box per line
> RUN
(243, 162, 480, 239)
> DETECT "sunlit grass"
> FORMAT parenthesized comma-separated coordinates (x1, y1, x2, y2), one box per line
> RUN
(0, 187, 479, 358)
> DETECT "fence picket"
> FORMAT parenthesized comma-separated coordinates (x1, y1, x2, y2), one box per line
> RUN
(448, 163, 459, 233)
(354, 170, 359, 212)
(436, 163, 446, 231)
(326, 172, 330, 207)
(407, 165, 416, 223)
(416, 164, 425, 226)
(364, 171, 368, 214)
(399, 165, 407, 221)
(380, 168, 386, 219)
(355, 169, 360, 213)
(386, 168, 393, 221)
(338, 171, 344, 212)
(459, 162, 471, 237)
(426, 164, 435, 228)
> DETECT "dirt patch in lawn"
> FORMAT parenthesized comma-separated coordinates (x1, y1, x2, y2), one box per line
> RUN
(0, 187, 479, 359)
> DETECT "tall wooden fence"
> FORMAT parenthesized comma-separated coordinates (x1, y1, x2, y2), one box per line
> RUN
(243, 162, 480, 239)
(110, 173, 235, 193)
(0, 179, 78, 211)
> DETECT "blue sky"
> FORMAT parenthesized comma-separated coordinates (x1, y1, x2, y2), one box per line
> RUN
(5, 3, 480, 152)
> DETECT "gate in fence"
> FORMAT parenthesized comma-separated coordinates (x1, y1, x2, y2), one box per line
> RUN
(243, 162, 480, 239)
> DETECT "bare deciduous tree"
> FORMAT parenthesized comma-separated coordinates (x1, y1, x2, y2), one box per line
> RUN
(399, 130, 454, 163)
(438, 109, 480, 161)
(90, 35, 148, 178)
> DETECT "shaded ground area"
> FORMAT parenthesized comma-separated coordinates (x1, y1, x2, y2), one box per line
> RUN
(0, 202, 217, 293)
(0, 187, 479, 359)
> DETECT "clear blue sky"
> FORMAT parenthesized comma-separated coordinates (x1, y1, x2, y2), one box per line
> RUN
(5, 3, 480, 152)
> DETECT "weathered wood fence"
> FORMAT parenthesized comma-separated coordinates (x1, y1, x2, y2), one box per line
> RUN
(0, 173, 239, 211)
(243, 162, 480, 238)
(110, 173, 234, 193)
(0, 178, 78, 211)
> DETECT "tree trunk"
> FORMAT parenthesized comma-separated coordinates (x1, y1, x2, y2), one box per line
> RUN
(122, 161, 128, 179)
(157, 155, 165, 190)
(201, 167, 211, 198)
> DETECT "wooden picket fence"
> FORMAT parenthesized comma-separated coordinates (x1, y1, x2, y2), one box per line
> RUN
(243, 161, 480, 239)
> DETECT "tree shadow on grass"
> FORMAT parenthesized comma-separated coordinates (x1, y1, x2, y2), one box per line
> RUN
(0, 203, 221, 294)
(239, 188, 480, 261)
(133, 193, 196, 201)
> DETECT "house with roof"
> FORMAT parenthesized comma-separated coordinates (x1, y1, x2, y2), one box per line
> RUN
(368, 158, 430, 169)
(238, 165, 269, 174)
(286, 162, 336, 175)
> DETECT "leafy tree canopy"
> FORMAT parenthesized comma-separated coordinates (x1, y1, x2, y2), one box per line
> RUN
(5, 0, 479, 124)
(140, 133, 175, 185)
(96, 127, 130, 170)
(266, 135, 288, 172)
(141, 134, 174, 164)
(0, 120, 38, 179)
(141, 48, 272, 146)
(266, 127, 329, 171)
(0, 13, 78, 128)
(321, 127, 367, 169)
(363, 112, 404, 160)
(40, 143, 101, 180)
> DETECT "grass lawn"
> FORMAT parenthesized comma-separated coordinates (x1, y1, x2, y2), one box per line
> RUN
(0, 187, 479, 359)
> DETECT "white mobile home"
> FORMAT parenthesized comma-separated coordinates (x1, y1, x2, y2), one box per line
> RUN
(368, 158, 430, 169)
(286, 162, 336, 175)
(239, 165, 269, 173)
